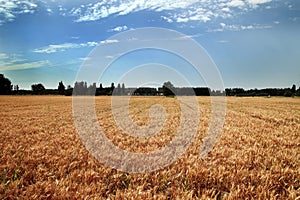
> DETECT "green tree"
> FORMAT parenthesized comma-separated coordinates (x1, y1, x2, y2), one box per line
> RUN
(162, 81, 175, 97)
(58, 81, 65, 95)
(0, 74, 12, 95)
(295, 87, 300, 97)
(31, 83, 46, 95)
(110, 82, 115, 95)
(65, 85, 73, 96)
(284, 89, 293, 97)
(291, 84, 296, 94)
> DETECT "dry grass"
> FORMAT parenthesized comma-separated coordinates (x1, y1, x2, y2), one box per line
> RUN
(0, 96, 299, 199)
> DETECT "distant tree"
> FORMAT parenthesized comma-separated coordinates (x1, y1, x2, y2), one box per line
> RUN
(0, 74, 12, 95)
(73, 81, 88, 95)
(134, 87, 157, 96)
(232, 88, 245, 96)
(58, 81, 65, 95)
(284, 90, 293, 97)
(114, 83, 121, 95)
(65, 85, 73, 96)
(110, 82, 115, 95)
(96, 83, 104, 96)
(225, 88, 232, 96)
(84, 82, 87, 91)
(194, 87, 210, 96)
(121, 83, 125, 95)
(87, 83, 97, 95)
(291, 84, 296, 94)
(31, 83, 46, 95)
(296, 87, 300, 97)
(162, 81, 175, 96)
(73, 82, 79, 95)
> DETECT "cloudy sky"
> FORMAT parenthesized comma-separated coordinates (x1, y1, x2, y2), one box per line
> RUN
(0, 0, 299, 89)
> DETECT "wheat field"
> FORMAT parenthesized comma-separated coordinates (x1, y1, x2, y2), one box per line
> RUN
(0, 96, 299, 199)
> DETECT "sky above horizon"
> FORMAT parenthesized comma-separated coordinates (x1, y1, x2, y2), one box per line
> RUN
(0, 0, 299, 90)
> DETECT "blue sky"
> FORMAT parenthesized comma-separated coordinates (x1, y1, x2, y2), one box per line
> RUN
(0, 0, 299, 89)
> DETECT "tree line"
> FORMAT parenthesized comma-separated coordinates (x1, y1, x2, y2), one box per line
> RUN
(0, 74, 300, 97)
(225, 85, 300, 97)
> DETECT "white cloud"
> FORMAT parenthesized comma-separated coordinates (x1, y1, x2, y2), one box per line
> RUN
(86, 41, 98, 46)
(0, 0, 38, 25)
(69, 0, 201, 22)
(0, 0, 275, 26)
(67, 0, 273, 24)
(46, 8, 53, 14)
(176, 17, 189, 23)
(222, 7, 231, 12)
(0, 53, 26, 63)
(0, 60, 50, 71)
(105, 55, 115, 59)
(161, 16, 173, 23)
(176, 33, 203, 40)
(109, 25, 128, 32)
(247, 0, 272, 5)
(33, 42, 98, 54)
(33, 40, 118, 54)
(0, 53, 50, 71)
(0, 53, 9, 59)
(209, 22, 272, 32)
(227, 0, 245, 8)
(80, 57, 91, 61)
(100, 39, 119, 44)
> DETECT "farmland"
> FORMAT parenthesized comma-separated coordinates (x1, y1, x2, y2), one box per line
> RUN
(0, 96, 299, 199)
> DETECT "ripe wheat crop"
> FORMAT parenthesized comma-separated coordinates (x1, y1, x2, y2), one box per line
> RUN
(0, 96, 299, 199)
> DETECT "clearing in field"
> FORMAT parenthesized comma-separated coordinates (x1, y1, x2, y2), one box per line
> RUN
(0, 96, 299, 199)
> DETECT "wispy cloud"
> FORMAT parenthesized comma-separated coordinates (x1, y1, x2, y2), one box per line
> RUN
(248, 0, 272, 8)
(69, 0, 199, 22)
(0, 0, 38, 25)
(105, 55, 115, 59)
(208, 22, 272, 32)
(33, 42, 98, 54)
(0, 53, 50, 71)
(68, 0, 274, 23)
(0, 53, 9, 59)
(0, 0, 277, 26)
(175, 33, 203, 40)
(217, 40, 230, 43)
(33, 39, 120, 54)
(80, 57, 91, 61)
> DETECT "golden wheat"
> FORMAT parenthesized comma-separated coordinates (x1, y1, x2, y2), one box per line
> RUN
(0, 96, 299, 199)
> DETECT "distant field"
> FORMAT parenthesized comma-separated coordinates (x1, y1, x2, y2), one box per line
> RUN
(0, 96, 299, 199)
